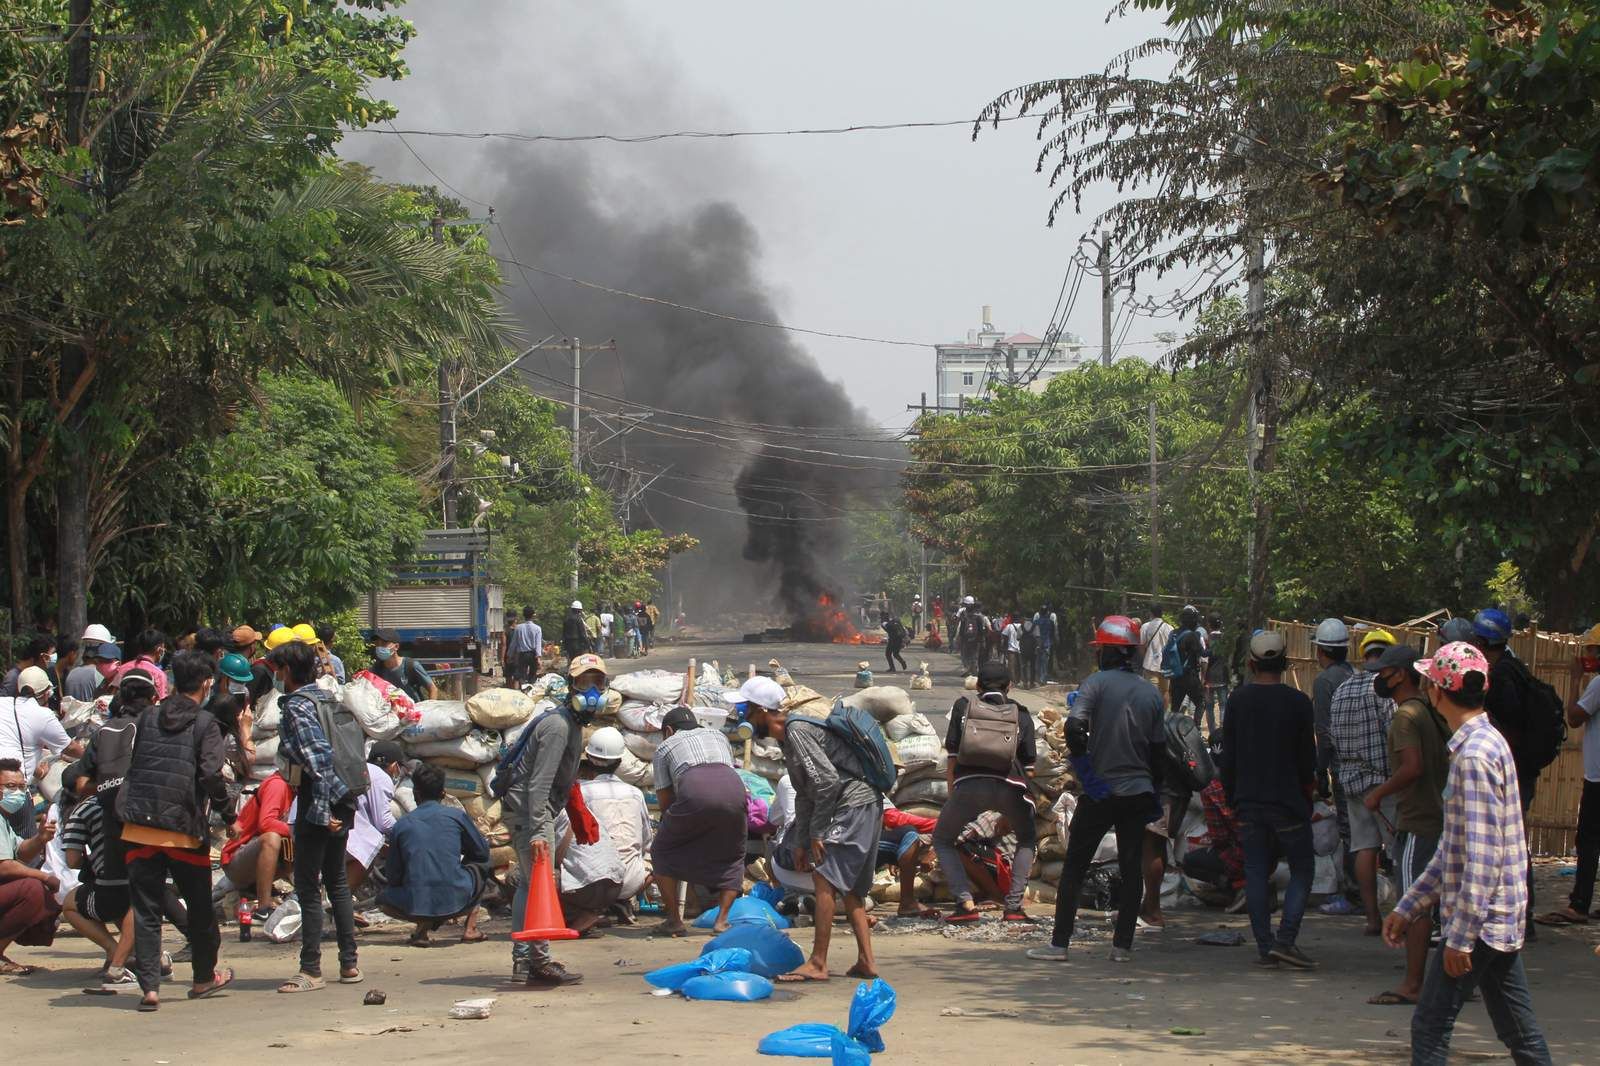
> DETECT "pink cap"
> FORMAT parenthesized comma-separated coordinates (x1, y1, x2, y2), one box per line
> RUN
(1413, 641, 1490, 693)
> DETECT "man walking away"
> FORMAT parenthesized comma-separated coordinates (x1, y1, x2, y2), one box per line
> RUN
(561, 602, 590, 661)
(1203, 616, 1230, 737)
(1029, 616, 1165, 963)
(1034, 604, 1056, 685)
(1220, 630, 1317, 969)
(501, 653, 598, 987)
(1312, 617, 1355, 865)
(1364, 645, 1449, 1006)
(509, 607, 543, 687)
(1139, 606, 1173, 699)
(745, 695, 884, 982)
(883, 615, 909, 674)
(934, 662, 1037, 924)
(1001, 613, 1023, 685)
(1018, 612, 1038, 688)
(273, 641, 365, 993)
(1536, 624, 1600, 927)
(1326, 628, 1398, 933)
(1383, 642, 1552, 1066)
(1169, 605, 1206, 719)
(956, 598, 985, 675)
(117, 650, 235, 1010)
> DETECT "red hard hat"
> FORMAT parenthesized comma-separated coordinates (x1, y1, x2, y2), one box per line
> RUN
(1090, 615, 1140, 647)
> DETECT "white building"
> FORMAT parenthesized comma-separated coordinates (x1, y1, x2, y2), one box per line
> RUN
(931, 306, 1088, 413)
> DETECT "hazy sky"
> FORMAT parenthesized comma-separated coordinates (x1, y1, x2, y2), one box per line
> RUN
(349, 0, 1173, 427)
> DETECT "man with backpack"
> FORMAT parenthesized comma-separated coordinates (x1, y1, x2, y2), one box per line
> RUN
(932, 662, 1038, 924)
(496, 653, 599, 988)
(744, 694, 892, 982)
(1029, 616, 1166, 964)
(882, 614, 909, 674)
(272, 640, 367, 993)
(1018, 611, 1038, 688)
(956, 598, 988, 676)
(1472, 607, 1564, 938)
(1164, 605, 1207, 718)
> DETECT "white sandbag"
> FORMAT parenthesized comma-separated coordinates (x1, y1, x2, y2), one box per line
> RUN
(251, 735, 280, 766)
(692, 681, 729, 708)
(393, 780, 417, 815)
(400, 699, 472, 743)
(844, 685, 914, 723)
(1311, 801, 1339, 857)
(467, 687, 537, 730)
(884, 712, 936, 742)
(439, 768, 487, 798)
(501, 699, 557, 748)
(410, 730, 500, 768)
(340, 676, 403, 740)
(252, 690, 281, 739)
(748, 738, 786, 782)
(60, 697, 100, 735)
(893, 733, 944, 767)
(611, 670, 685, 704)
(1312, 851, 1342, 896)
(622, 728, 660, 762)
(617, 700, 666, 733)
(36, 759, 65, 802)
(615, 748, 653, 790)
(249, 763, 278, 783)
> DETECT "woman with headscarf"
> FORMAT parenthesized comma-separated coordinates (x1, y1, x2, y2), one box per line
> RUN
(648, 706, 747, 936)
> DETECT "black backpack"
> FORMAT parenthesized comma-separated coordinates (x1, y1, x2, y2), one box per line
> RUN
(959, 613, 984, 644)
(1501, 655, 1568, 773)
(1164, 712, 1217, 792)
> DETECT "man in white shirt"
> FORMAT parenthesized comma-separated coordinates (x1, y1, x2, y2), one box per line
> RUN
(577, 727, 652, 900)
(1138, 606, 1174, 697)
(598, 607, 616, 659)
(554, 810, 625, 936)
(1002, 616, 1023, 685)
(1539, 632, 1600, 926)
(0, 667, 82, 781)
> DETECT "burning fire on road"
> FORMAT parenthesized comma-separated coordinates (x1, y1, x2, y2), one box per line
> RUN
(793, 593, 882, 645)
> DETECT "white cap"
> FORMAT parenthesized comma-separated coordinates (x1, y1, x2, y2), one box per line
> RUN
(962, 595, 975, 606)
(17, 665, 51, 697)
(82, 623, 117, 644)
(584, 726, 626, 762)
(571, 600, 584, 610)
(737, 676, 788, 711)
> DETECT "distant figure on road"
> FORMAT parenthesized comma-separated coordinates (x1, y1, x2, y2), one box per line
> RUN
(883, 615, 908, 674)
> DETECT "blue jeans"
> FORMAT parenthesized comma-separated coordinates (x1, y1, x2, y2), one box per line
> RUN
(1410, 940, 1551, 1065)
(1036, 644, 1052, 683)
(1202, 683, 1229, 734)
(1239, 808, 1314, 957)
(510, 822, 557, 966)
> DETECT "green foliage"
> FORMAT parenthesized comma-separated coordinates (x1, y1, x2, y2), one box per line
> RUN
(1485, 560, 1538, 622)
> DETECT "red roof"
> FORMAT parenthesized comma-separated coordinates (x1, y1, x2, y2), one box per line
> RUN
(1003, 333, 1041, 345)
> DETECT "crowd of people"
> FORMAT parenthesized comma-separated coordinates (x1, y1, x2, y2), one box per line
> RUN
(0, 601, 1592, 1064)
(504, 600, 659, 687)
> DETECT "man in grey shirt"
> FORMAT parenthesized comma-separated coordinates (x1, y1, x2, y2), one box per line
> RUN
(65, 643, 119, 703)
(501, 654, 599, 988)
(1029, 615, 1165, 964)
(746, 696, 883, 983)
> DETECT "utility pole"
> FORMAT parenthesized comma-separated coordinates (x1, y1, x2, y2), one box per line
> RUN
(1099, 230, 1113, 367)
(563, 336, 616, 592)
(1148, 398, 1159, 602)
(433, 209, 458, 527)
(1244, 233, 1272, 631)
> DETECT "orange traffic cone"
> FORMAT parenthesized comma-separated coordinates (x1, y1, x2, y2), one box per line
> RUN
(511, 847, 578, 942)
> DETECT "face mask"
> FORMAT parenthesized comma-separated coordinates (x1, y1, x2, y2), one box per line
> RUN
(374, 646, 396, 662)
(1372, 673, 1395, 700)
(569, 685, 604, 722)
(0, 790, 27, 815)
(229, 682, 248, 696)
(97, 661, 117, 678)
(272, 675, 286, 693)
(47, 653, 57, 666)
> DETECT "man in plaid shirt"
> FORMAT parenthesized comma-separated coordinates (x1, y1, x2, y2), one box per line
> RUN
(1327, 629, 1397, 932)
(1382, 641, 1551, 1066)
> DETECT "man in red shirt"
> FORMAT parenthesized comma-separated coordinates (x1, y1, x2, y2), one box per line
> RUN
(221, 771, 293, 916)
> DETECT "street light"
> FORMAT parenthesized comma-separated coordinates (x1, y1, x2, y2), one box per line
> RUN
(443, 334, 558, 527)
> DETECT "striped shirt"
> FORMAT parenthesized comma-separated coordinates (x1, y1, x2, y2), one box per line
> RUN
(1395, 712, 1528, 953)
(651, 728, 733, 791)
(61, 795, 125, 886)
(1328, 670, 1394, 796)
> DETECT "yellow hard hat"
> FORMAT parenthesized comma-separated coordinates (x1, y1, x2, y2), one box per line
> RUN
(1583, 623, 1600, 648)
(1358, 628, 1397, 656)
(291, 622, 319, 645)
(263, 625, 295, 651)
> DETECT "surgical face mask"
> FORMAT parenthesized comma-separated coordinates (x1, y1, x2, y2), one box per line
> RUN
(229, 682, 248, 696)
(272, 675, 286, 693)
(97, 661, 117, 678)
(0, 789, 27, 815)
(47, 652, 57, 666)
(374, 646, 397, 662)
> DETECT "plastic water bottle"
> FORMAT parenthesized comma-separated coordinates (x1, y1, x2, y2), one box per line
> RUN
(237, 897, 253, 942)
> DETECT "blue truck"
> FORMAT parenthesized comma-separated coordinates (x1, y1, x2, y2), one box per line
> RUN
(361, 528, 504, 697)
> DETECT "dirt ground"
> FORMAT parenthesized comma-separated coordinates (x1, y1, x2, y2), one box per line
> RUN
(6, 637, 1593, 1063)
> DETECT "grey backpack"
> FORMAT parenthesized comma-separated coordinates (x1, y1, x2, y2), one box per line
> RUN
(309, 689, 370, 798)
(957, 696, 1021, 773)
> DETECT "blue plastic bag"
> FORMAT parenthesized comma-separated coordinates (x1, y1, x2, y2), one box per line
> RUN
(758, 979, 897, 1059)
(644, 947, 753, 990)
(751, 882, 785, 907)
(700, 924, 805, 979)
(691, 894, 791, 930)
(680, 970, 774, 1002)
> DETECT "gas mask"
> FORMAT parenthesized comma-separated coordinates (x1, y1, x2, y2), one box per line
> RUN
(569, 685, 605, 723)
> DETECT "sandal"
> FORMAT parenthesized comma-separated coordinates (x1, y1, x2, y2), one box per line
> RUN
(338, 968, 364, 984)
(1533, 910, 1589, 927)
(459, 931, 487, 944)
(945, 906, 982, 925)
(407, 933, 432, 948)
(188, 967, 235, 999)
(0, 959, 38, 976)
(277, 972, 327, 993)
(1367, 990, 1418, 1006)
(896, 906, 940, 920)
(138, 995, 160, 1012)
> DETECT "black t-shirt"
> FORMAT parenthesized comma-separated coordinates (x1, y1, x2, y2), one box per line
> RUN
(944, 693, 1037, 783)
(1176, 629, 1205, 685)
(1218, 682, 1315, 819)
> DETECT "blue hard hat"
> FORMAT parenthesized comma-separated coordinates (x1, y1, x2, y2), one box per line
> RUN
(1472, 608, 1513, 644)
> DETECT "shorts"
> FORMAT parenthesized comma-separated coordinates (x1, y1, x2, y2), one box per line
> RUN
(1143, 797, 1182, 840)
(1347, 790, 1397, 853)
(876, 825, 926, 865)
(77, 880, 131, 924)
(221, 833, 286, 895)
(1392, 831, 1440, 894)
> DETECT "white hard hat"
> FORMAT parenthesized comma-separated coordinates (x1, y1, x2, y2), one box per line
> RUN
(571, 600, 584, 610)
(736, 676, 788, 711)
(82, 623, 117, 644)
(962, 595, 975, 606)
(584, 726, 626, 762)
(1312, 617, 1350, 649)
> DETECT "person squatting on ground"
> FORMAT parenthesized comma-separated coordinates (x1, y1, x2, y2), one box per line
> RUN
(378, 762, 490, 947)
(1029, 615, 1165, 964)
(1382, 641, 1552, 1066)
(934, 661, 1037, 925)
(1220, 630, 1318, 970)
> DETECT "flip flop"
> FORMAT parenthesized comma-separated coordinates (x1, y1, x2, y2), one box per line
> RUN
(944, 908, 982, 925)
(896, 906, 940, 920)
(187, 967, 235, 1000)
(137, 996, 160, 1012)
(1367, 990, 1418, 1006)
(0, 960, 38, 976)
(459, 931, 488, 944)
(277, 973, 326, 993)
(776, 970, 830, 983)
(338, 969, 364, 984)
(1533, 910, 1588, 926)
(407, 934, 432, 948)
